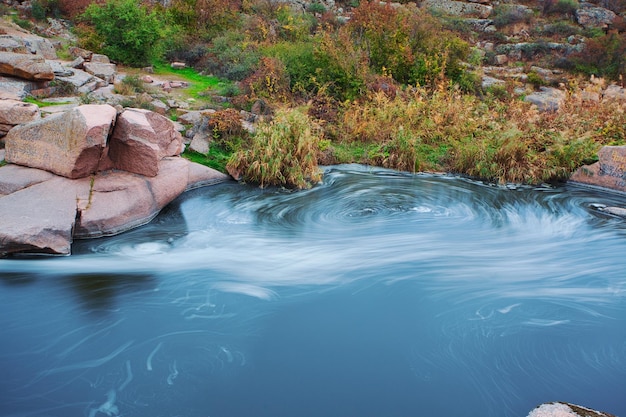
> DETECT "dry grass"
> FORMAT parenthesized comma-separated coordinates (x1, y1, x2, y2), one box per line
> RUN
(227, 108, 324, 188)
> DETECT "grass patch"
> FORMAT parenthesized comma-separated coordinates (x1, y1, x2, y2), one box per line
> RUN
(151, 61, 234, 99)
(23, 97, 74, 107)
(183, 146, 232, 173)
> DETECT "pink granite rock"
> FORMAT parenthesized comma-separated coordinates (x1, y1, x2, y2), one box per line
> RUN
(0, 98, 40, 126)
(108, 108, 184, 177)
(75, 157, 190, 238)
(0, 164, 55, 195)
(5, 104, 117, 179)
(0, 176, 89, 256)
(569, 146, 626, 193)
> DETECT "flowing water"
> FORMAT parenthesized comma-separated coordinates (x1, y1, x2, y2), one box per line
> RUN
(1, 164, 625, 417)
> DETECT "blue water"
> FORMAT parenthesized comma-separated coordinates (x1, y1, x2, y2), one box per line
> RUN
(1, 165, 625, 417)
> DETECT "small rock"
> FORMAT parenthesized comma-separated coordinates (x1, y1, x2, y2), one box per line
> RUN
(527, 402, 616, 417)
(90, 54, 110, 64)
(83, 62, 117, 85)
(603, 84, 626, 101)
(494, 54, 508, 65)
(170, 62, 186, 69)
(0, 98, 40, 126)
(524, 87, 566, 112)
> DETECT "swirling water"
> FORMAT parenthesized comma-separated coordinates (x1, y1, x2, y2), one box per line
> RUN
(1, 164, 625, 417)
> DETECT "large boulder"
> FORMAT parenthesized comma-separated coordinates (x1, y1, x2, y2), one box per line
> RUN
(570, 145, 626, 193)
(108, 108, 184, 177)
(4, 104, 117, 178)
(0, 176, 90, 256)
(0, 51, 55, 81)
(527, 402, 616, 417)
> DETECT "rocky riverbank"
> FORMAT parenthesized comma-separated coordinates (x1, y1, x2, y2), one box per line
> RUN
(0, 103, 229, 256)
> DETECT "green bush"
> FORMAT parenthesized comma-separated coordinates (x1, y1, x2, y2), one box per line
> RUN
(81, 0, 166, 66)
(202, 30, 260, 81)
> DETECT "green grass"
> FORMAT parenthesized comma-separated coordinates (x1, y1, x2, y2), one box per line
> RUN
(151, 61, 234, 99)
(182, 147, 232, 173)
(23, 97, 74, 107)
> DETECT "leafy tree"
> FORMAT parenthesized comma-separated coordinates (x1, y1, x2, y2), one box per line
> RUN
(81, 0, 166, 66)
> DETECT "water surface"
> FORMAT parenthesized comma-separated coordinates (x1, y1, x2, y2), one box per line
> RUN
(1, 165, 625, 417)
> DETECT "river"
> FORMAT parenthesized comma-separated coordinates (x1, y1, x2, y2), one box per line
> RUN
(1, 164, 625, 417)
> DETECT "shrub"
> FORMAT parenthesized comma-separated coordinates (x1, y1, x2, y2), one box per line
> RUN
(227, 108, 323, 188)
(202, 30, 260, 80)
(262, 40, 317, 96)
(207, 108, 249, 150)
(113, 75, 147, 95)
(543, 0, 579, 16)
(492, 4, 533, 28)
(80, 0, 166, 66)
(307, 1, 326, 14)
(239, 57, 291, 102)
(312, 27, 369, 101)
(570, 33, 626, 81)
(347, 1, 470, 89)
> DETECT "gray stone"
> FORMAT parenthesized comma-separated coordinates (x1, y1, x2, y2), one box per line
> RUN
(603, 84, 626, 101)
(422, 0, 492, 18)
(482, 75, 505, 89)
(527, 402, 616, 417)
(0, 35, 28, 54)
(0, 51, 55, 81)
(186, 160, 231, 190)
(83, 62, 117, 85)
(45, 60, 74, 77)
(57, 67, 97, 89)
(189, 131, 210, 154)
(66, 56, 85, 69)
(524, 87, 566, 112)
(576, 6, 616, 29)
(5, 104, 117, 178)
(90, 54, 110, 64)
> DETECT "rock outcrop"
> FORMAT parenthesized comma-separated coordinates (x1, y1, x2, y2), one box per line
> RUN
(5, 104, 117, 178)
(527, 402, 616, 417)
(569, 145, 626, 193)
(0, 104, 230, 256)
